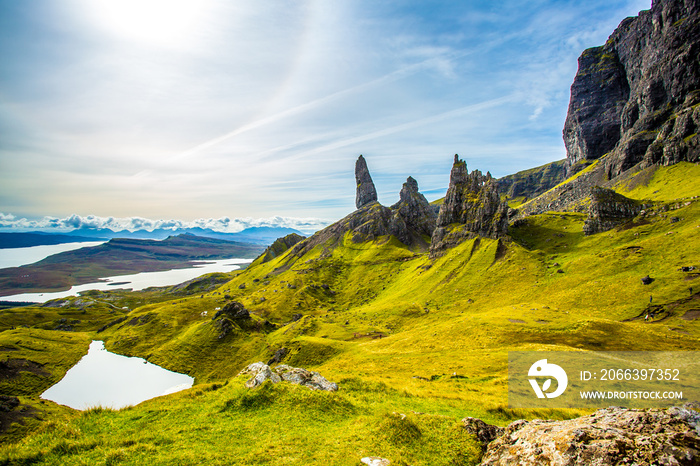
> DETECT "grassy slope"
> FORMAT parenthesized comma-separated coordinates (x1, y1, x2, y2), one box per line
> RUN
(1, 164, 699, 465)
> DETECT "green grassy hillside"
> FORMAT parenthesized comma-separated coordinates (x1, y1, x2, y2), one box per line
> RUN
(1, 164, 698, 465)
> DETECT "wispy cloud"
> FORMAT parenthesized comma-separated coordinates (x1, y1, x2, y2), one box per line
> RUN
(0, 1, 652, 222)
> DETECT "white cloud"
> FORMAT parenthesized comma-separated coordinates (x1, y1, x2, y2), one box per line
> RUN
(0, 213, 328, 235)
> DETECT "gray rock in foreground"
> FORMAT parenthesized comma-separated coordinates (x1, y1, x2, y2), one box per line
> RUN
(472, 405, 700, 465)
(238, 362, 338, 391)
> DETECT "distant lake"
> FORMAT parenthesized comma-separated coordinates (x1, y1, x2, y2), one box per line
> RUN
(0, 241, 105, 269)
(1, 257, 252, 302)
(41, 340, 193, 410)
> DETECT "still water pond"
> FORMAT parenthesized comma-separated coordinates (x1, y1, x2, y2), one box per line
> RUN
(41, 341, 194, 410)
(1, 257, 252, 302)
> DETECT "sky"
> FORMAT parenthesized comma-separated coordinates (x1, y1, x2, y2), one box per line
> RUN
(0, 0, 651, 233)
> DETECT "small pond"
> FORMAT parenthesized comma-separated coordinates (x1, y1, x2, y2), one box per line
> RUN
(41, 341, 194, 410)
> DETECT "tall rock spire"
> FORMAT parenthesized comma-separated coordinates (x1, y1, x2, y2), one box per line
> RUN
(355, 155, 378, 209)
(430, 154, 510, 257)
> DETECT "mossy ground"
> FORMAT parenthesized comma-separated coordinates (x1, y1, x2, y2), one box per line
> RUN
(1, 165, 699, 464)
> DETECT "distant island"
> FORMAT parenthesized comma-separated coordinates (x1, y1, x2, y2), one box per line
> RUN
(0, 234, 266, 296)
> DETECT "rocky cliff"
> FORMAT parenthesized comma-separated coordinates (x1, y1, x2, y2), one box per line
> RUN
(564, 0, 700, 178)
(517, 0, 699, 217)
(430, 155, 510, 257)
(496, 159, 567, 202)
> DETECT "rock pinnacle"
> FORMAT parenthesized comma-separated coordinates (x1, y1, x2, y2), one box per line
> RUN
(355, 155, 378, 209)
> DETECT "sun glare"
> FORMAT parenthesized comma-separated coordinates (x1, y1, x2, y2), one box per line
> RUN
(83, 0, 210, 47)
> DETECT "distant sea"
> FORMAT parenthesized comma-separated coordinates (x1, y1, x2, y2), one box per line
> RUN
(0, 241, 105, 268)
(0, 243, 252, 303)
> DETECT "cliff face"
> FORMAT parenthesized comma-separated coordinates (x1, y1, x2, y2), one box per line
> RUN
(430, 155, 510, 257)
(496, 159, 567, 201)
(563, 0, 700, 178)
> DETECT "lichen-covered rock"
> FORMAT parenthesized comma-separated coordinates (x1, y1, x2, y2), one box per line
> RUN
(563, 0, 700, 178)
(430, 155, 510, 257)
(238, 362, 338, 391)
(356, 155, 378, 209)
(479, 406, 700, 466)
(582, 186, 645, 235)
(462, 417, 504, 452)
(274, 364, 338, 391)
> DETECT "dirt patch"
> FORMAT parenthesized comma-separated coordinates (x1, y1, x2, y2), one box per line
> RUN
(0, 359, 51, 380)
(535, 320, 550, 324)
(0, 396, 39, 437)
(670, 328, 690, 334)
(508, 319, 526, 324)
(681, 310, 700, 321)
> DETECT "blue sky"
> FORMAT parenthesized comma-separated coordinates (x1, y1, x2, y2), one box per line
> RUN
(0, 0, 650, 232)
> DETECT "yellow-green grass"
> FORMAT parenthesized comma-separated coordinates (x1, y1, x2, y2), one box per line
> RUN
(1, 165, 698, 463)
(1, 377, 484, 465)
(615, 162, 700, 201)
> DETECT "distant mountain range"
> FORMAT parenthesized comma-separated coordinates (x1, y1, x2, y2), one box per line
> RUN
(0, 226, 304, 249)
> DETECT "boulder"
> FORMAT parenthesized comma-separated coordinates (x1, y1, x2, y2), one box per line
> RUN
(238, 362, 338, 391)
(462, 417, 504, 451)
(477, 406, 700, 465)
(275, 364, 338, 391)
(242, 363, 281, 389)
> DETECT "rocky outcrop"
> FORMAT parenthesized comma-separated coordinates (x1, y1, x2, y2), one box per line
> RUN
(238, 362, 338, 391)
(390, 176, 437, 241)
(212, 301, 250, 339)
(476, 405, 700, 466)
(291, 157, 437, 255)
(496, 159, 567, 201)
(583, 186, 646, 235)
(563, 0, 700, 178)
(259, 233, 305, 263)
(462, 417, 504, 452)
(430, 155, 510, 257)
(356, 155, 378, 209)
